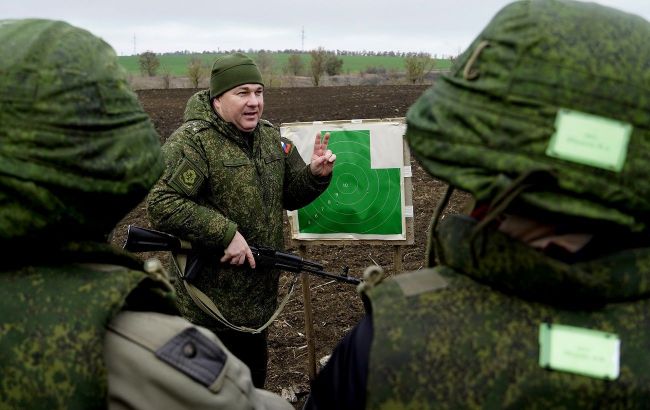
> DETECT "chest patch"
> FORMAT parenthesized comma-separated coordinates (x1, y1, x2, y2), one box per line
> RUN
(169, 158, 205, 197)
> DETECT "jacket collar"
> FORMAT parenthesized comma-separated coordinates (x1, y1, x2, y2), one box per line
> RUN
(436, 215, 650, 307)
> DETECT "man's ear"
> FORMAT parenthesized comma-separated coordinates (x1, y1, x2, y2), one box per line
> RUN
(211, 97, 221, 114)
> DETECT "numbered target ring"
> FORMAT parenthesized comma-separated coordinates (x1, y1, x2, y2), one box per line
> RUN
(298, 130, 402, 235)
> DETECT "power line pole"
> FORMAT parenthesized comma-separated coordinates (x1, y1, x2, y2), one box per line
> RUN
(133, 33, 137, 56)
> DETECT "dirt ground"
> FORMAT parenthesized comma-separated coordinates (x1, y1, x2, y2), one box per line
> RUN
(110, 85, 470, 407)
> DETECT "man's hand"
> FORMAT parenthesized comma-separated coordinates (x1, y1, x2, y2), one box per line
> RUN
(220, 231, 256, 268)
(309, 132, 336, 177)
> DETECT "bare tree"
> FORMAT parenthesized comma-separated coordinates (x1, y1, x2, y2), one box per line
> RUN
(138, 51, 160, 77)
(404, 54, 436, 84)
(310, 47, 327, 86)
(325, 54, 344, 76)
(161, 66, 172, 89)
(255, 50, 274, 75)
(285, 53, 304, 76)
(187, 57, 205, 88)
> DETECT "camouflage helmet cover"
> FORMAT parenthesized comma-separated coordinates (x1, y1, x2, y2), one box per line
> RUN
(0, 19, 164, 243)
(406, 0, 650, 230)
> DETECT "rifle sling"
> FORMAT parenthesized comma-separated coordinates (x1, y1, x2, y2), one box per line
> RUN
(172, 253, 297, 334)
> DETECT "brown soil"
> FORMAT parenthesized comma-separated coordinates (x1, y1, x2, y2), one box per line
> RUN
(110, 85, 470, 407)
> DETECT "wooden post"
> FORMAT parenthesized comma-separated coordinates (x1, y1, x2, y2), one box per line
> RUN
(299, 245, 317, 380)
(393, 245, 404, 274)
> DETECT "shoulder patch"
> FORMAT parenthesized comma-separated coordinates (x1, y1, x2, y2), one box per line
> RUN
(393, 269, 448, 297)
(184, 120, 212, 134)
(281, 140, 293, 155)
(280, 136, 295, 156)
(155, 327, 227, 387)
(168, 158, 205, 197)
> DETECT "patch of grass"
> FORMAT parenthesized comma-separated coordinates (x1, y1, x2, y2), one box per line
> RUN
(119, 52, 453, 76)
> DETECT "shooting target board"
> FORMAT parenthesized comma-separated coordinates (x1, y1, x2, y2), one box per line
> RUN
(281, 118, 414, 244)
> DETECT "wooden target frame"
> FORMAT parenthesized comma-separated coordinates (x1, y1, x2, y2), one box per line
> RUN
(280, 118, 415, 379)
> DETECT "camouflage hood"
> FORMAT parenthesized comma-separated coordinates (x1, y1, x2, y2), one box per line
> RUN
(406, 0, 650, 231)
(0, 19, 163, 244)
(183, 89, 216, 125)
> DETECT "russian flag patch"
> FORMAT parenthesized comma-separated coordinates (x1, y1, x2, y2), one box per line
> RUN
(281, 141, 292, 155)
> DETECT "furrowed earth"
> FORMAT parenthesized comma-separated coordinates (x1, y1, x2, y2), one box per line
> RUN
(109, 84, 470, 408)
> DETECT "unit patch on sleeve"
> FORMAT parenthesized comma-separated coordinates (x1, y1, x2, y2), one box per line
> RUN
(168, 157, 205, 197)
(281, 140, 293, 155)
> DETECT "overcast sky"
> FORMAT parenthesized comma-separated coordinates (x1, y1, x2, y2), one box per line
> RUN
(3, 0, 650, 57)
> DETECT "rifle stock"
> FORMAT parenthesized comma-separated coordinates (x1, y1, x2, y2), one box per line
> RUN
(123, 225, 184, 253)
(123, 225, 360, 285)
(123, 225, 205, 282)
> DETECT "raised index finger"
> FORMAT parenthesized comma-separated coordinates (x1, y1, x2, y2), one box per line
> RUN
(314, 132, 330, 152)
(313, 132, 323, 149)
(321, 132, 330, 148)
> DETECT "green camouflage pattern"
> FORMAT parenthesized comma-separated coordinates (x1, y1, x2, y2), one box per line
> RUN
(406, 0, 650, 231)
(147, 89, 330, 330)
(365, 215, 650, 409)
(0, 19, 163, 244)
(0, 243, 178, 410)
(0, 19, 173, 408)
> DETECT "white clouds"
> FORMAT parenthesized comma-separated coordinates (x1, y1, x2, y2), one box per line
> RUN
(94, 22, 295, 54)
(2, 0, 649, 56)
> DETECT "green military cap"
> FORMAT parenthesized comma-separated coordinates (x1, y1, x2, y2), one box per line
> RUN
(209, 53, 264, 99)
(0, 19, 163, 242)
(406, 0, 650, 231)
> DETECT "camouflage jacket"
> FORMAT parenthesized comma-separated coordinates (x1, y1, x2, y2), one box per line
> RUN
(147, 90, 330, 329)
(0, 243, 175, 409)
(364, 215, 650, 409)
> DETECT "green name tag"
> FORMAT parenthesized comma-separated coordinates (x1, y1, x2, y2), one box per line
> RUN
(539, 323, 620, 380)
(546, 109, 632, 172)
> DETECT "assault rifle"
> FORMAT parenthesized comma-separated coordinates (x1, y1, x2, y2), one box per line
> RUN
(123, 225, 361, 285)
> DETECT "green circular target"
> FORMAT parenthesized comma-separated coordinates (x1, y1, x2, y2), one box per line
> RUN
(298, 130, 402, 235)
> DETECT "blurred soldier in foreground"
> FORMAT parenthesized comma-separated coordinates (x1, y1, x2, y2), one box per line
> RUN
(307, 0, 650, 408)
(146, 53, 335, 387)
(0, 19, 291, 409)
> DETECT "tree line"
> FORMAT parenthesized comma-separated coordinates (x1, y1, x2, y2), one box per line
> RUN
(138, 49, 442, 87)
(153, 48, 444, 58)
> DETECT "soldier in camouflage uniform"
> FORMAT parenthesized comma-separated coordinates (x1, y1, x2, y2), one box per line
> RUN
(147, 53, 335, 387)
(307, 0, 650, 408)
(0, 19, 292, 410)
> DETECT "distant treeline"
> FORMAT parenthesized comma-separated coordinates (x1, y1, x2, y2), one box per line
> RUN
(155, 48, 447, 58)
(118, 49, 454, 77)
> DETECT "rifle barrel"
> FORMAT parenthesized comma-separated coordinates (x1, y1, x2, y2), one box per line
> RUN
(271, 258, 359, 285)
(300, 265, 361, 285)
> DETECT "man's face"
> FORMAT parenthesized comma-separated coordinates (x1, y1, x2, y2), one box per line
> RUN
(212, 83, 264, 132)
